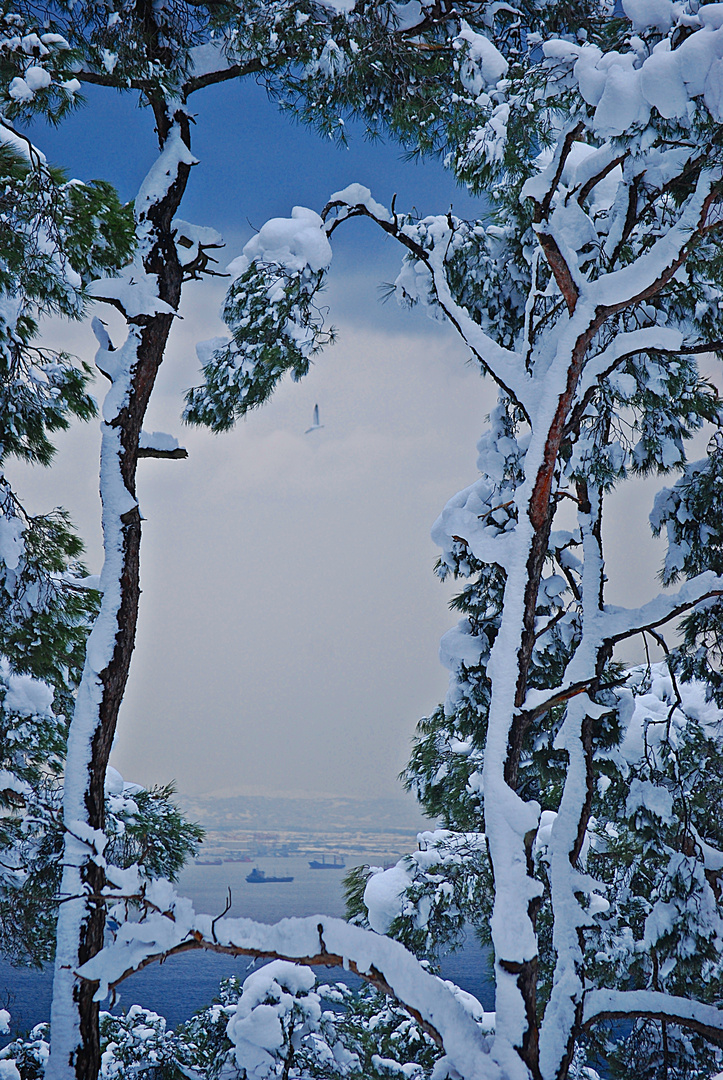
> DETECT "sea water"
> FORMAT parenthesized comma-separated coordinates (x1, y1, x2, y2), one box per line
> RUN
(0, 855, 494, 1038)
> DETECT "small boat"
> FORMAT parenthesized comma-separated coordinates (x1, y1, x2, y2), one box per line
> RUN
(308, 856, 345, 870)
(246, 867, 294, 883)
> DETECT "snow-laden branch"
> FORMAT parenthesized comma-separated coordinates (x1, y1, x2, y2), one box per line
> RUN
(322, 190, 531, 415)
(48, 328, 141, 1080)
(583, 989, 723, 1046)
(79, 899, 501, 1080)
(583, 167, 722, 312)
(600, 570, 723, 644)
(576, 326, 684, 399)
(521, 571, 723, 722)
(75, 50, 264, 95)
(539, 495, 606, 1080)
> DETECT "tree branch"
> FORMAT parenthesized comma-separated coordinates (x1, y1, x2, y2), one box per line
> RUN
(78, 912, 498, 1079)
(322, 197, 531, 419)
(137, 446, 188, 459)
(583, 989, 723, 1047)
(601, 573, 723, 646)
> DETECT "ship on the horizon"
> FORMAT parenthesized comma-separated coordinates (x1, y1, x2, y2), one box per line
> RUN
(308, 855, 345, 870)
(245, 867, 294, 883)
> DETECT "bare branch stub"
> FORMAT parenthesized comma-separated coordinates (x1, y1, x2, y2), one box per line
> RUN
(137, 446, 188, 459)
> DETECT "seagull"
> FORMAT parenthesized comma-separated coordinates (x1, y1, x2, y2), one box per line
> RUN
(305, 403, 324, 434)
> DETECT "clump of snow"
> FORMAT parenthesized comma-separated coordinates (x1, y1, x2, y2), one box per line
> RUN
(23, 66, 51, 90)
(139, 430, 180, 453)
(314, 0, 357, 12)
(1, 661, 54, 717)
(328, 184, 392, 222)
(622, 0, 676, 32)
(454, 22, 508, 95)
(226, 959, 322, 1077)
(0, 515, 24, 571)
(625, 778, 674, 823)
(229, 207, 332, 279)
(172, 219, 223, 268)
(388, 0, 423, 31)
(188, 41, 233, 78)
(533, 810, 558, 857)
(364, 864, 414, 934)
(104, 766, 125, 796)
(88, 267, 177, 320)
(8, 77, 34, 102)
(0, 1009, 10, 1035)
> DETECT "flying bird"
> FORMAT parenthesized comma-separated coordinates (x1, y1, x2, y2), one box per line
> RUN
(305, 404, 324, 434)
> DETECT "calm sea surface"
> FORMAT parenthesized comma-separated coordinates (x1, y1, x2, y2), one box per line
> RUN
(0, 855, 493, 1039)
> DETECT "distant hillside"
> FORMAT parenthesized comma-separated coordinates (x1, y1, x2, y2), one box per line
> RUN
(179, 791, 434, 836)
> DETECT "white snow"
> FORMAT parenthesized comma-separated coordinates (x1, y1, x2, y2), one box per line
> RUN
(364, 865, 413, 934)
(8, 77, 34, 102)
(88, 267, 177, 320)
(104, 766, 125, 796)
(388, 1, 424, 31)
(229, 207, 332, 278)
(0, 123, 46, 163)
(188, 40, 233, 79)
(328, 184, 393, 223)
(23, 65, 51, 90)
(454, 22, 509, 94)
(314, 0, 357, 12)
(622, 0, 676, 32)
(2, 668, 54, 718)
(134, 123, 198, 227)
(138, 430, 181, 453)
(625, 778, 674, 823)
(0, 514, 23, 571)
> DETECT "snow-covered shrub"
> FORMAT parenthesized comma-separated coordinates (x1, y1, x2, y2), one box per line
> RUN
(99, 1008, 180, 1080)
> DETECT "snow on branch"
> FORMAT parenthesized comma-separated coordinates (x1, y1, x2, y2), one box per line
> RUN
(321, 188, 531, 415)
(585, 168, 722, 313)
(520, 572, 723, 721)
(137, 430, 188, 459)
(78, 895, 500, 1080)
(576, 326, 684, 398)
(583, 989, 723, 1046)
(600, 570, 723, 644)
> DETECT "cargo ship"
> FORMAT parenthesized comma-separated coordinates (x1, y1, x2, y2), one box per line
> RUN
(308, 856, 345, 870)
(246, 867, 294, 883)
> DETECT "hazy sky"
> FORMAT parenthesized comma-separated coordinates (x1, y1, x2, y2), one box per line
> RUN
(10, 80, 668, 802)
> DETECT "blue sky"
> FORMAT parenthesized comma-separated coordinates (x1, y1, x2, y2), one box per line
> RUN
(34, 78, 480, 252)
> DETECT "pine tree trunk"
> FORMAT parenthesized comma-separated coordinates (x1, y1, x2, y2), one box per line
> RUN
(47, 103, 192, 1080)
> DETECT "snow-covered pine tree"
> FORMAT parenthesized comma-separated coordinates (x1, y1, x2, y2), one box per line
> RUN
(0, 23, 201, 1034)
(0, 63, 133, 968)
(0, 0, 599, 1076)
